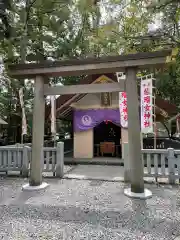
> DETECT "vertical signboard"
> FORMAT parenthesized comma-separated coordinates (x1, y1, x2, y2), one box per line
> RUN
(117, 72, 154, 134)
(116, 72, 128, 128)
(141, 78, 153, 133)
(119, 92, 128, 128)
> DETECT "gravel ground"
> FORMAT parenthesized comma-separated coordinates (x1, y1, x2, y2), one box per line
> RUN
(0, 178, 180, 239)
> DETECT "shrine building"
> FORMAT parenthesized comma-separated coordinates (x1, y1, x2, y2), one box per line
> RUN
(45, 73, 177, 159)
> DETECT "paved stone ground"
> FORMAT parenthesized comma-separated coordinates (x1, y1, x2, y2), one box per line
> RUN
(0, 177, 180, 239)
(63, 165, 124, 181)
(63, 164, 168, 183)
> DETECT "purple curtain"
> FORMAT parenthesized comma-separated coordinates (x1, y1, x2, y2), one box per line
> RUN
(74, 109, 121, 131)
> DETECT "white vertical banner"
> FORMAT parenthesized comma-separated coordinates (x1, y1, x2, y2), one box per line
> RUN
(140, 77, 153, 133)
(50, 95, 56, 135)
(19, 87, 27, 135)
(116, 72, 128, 128)
(119, 92, 128, 128)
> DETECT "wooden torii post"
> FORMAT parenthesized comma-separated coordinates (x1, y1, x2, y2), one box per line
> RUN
(8, 50, 174, 198)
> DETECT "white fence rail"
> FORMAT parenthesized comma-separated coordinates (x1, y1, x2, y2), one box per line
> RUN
(0, 147, 22, 170)
(142, 148, 180, 183)
(1, 142, 180, 184)
(142, 149, 168, 178)
(0, 142, 64, 178)
(123, 143, 180, 184)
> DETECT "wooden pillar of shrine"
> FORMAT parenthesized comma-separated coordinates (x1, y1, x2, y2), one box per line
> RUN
(22, 76, 49, 191)
(124, 67, 152, 199)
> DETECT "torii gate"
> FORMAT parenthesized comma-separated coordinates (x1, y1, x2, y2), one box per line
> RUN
(8, 50, 174, 199)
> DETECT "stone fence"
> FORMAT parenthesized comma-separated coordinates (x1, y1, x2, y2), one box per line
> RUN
(0, 142, 64, 177)
(1, 141, 180, 184)
(123, 143, 180, 184)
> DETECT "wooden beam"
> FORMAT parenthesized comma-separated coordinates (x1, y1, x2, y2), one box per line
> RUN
(9, 57, 165, 78)
(44, 82, 125, 95)
(8, 50, 172, 78)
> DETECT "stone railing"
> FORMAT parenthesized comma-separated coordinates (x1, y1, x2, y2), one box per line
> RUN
(0, 142, 64, 178)
(123, 142, 180, 184)
(0, 145, 29, 177)
(8, 138, 73, 154)
(142, 148, 180, 183)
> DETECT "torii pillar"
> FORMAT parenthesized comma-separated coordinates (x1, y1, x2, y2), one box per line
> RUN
(22, 76, 49, 190)
(124, 67, 152, 199)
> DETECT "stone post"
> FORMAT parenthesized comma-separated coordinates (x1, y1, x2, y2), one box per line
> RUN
(123, 142, 131, 183)
(56, 142, 64, 178)
(124, 67, 152, 199)
(167, 148, 175, 185)
(22, 76, 49, 191)
(22, 145, 30, 178)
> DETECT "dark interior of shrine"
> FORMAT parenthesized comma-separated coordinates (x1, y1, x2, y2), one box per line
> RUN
(93, 121, 121, 157)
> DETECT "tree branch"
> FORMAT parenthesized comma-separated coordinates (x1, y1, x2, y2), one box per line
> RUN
(148, 0, 179, 11)
(24, 0, 37, 30)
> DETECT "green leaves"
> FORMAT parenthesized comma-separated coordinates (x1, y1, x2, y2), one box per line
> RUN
(0, 0, 180, 139)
